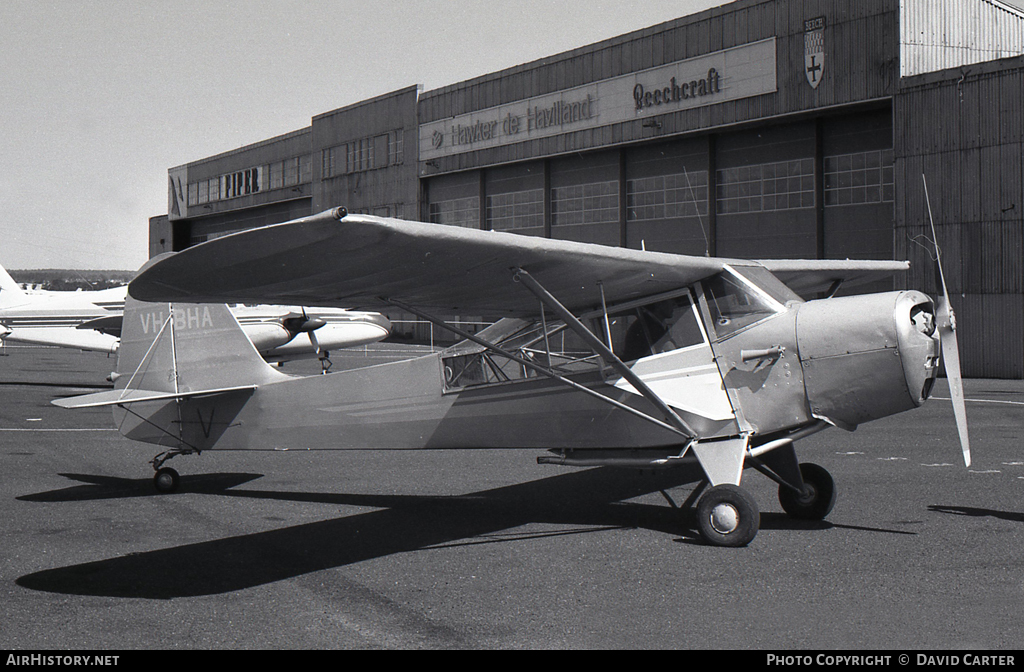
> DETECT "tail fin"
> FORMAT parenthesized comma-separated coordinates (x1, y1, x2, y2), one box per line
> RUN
(116, 296, 286, 392)
(0, 262, 26, 307)
(56, 297, 287, 450)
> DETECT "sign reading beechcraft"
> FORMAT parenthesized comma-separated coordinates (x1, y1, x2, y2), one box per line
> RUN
(419, 39, 776, 162)
(804, 16, 826, 89)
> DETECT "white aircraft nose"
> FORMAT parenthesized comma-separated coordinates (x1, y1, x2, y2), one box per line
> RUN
(893, 291, 941, 406)
(796, 291, 937, 429)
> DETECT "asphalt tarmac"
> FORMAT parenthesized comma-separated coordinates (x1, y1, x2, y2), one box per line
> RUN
(1, 346, 1022, 650)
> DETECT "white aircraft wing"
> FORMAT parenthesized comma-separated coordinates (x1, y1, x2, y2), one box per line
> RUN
(130, 208, 911, 316)
(1, 327, 118, 353)
(758, 258, 909, 297)
(130, 209, 729, 317)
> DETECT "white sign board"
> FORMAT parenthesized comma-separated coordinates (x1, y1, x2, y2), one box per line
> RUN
(419, 38, 777, 162)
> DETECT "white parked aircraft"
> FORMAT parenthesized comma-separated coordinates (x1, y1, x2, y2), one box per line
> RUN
(0, 262, 391, 362)
(55, 206, 970, 547)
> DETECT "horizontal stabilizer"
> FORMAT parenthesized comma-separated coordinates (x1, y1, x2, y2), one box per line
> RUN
(52, 385, 257, 409)
(77, 315, 123, 337)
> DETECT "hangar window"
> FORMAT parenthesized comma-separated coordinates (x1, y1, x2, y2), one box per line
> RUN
(322, 130, 404, 178)
(627, 171, 708, 220)
(322, 145, 341, 178)
(551, 181, 619, 226)
(388, 130, 404, 166)
(487, 189, 544, 231)
(429, 197, 480, 228)
(717, 158, 814, 214)
(824, 149, 894, 206)
(284, 158, 300, 186)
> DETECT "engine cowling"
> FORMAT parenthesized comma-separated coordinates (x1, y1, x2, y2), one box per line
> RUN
(795, 291, 939, 429)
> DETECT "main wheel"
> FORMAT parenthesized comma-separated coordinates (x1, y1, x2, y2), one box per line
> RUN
(154, 467, 180, 494)
(778, 462, 836, 520)
(695, 484, 760, 547)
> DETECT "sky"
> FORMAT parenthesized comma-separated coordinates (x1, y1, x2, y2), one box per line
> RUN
(2, 0, 1022, 270)
(0, 0, 731, 270)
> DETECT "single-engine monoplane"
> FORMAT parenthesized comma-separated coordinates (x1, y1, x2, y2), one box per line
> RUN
(54, 204, 969, 547)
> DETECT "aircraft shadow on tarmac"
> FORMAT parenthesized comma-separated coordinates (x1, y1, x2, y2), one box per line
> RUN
(928, 504, 1024, 523)
(17, 473, 265, 502)
(16, 466, 913, 600)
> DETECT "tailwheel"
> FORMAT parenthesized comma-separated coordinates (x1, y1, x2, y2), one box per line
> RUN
(154, 467, 180, 494)
(695, 484, 760, 547)
(778, 462, 836, 520)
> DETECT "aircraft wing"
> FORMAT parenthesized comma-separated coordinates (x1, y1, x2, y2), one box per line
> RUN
(130, 209, 728, 318)
(1, 327, 119, 353)
(757, 258, 910, 297)
(130, 209, 912, 317)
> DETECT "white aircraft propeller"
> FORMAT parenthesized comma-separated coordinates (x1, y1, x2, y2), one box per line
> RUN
(922, 175, 971, 468)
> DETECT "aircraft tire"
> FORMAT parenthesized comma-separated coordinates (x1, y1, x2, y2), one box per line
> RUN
(695, 484, 760, 547)
(778, 462, 836, 520)
(154, 467, 180, 494)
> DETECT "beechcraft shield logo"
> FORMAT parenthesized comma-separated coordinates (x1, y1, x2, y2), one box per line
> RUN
(804, 16, 825, 89)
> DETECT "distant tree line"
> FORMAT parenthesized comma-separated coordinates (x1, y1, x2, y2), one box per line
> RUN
(9, 270, 133, 291)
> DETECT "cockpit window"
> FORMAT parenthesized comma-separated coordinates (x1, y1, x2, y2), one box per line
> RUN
(614, 294, 704, 362)
(702, 268, 786, 338)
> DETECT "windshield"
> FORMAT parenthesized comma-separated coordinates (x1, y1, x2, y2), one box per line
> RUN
(730, 264, 803, 305)
(702, 268, 787, 338)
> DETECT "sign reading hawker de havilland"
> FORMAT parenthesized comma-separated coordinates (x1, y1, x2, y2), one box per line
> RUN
(419, 38, 776, 162)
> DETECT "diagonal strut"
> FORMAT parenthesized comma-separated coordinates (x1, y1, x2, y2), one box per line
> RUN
(511, 268, 698, 441)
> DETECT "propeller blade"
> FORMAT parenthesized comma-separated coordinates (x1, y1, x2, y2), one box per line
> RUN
(937, 295, 971, 467)
(309, 329, 321, 355)
(923, 174, 971, 467)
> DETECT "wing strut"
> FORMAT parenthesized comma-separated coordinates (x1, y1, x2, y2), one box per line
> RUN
(384, 297, 692, 440)
(512, 268, 698, 441)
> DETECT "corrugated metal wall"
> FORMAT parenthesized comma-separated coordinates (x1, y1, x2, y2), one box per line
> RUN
(895, 55, 1024, 377)
(418, 0, 899, 173)
(900, 0, 1024, 77)
(311, 86, 420, 217)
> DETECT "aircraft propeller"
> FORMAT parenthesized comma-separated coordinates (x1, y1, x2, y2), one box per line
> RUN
(281, 309, 327, 356)
(922, 174, 971, 468)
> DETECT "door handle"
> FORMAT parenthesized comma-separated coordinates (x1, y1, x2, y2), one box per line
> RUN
(740, 346, 785, 362)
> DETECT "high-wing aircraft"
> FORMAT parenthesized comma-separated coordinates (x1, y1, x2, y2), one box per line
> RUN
(0, 261, 391, 364)
(53, 205, 969, 547)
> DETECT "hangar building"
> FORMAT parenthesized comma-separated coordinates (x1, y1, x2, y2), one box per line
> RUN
(151, 0, 1024, 377)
